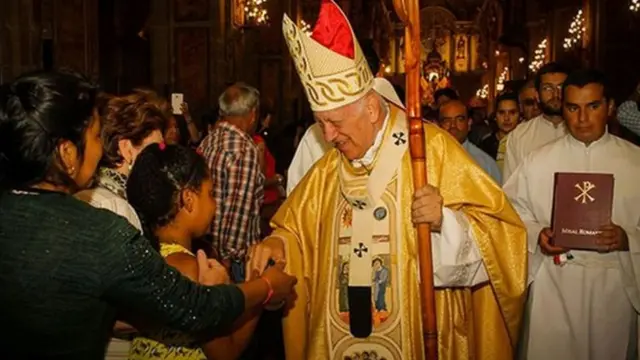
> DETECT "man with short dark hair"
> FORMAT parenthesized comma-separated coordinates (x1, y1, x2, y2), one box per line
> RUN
(439, 100, 501, 183)
(504, 69, 640, 359)
(503, 62, 571, 181)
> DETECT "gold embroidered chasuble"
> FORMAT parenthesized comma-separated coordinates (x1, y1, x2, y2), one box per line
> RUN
(270, 106, 527, 360)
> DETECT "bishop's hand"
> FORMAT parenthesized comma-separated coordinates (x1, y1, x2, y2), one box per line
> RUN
(538, 227, 568, 256)
(247, 237, 286, 275)
(596, 223, 629, 252)
(411, 185, 443, 231)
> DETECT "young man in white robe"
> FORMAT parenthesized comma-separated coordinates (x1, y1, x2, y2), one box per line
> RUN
(503, 69, 640, 359)
(503, 62, 570, 182)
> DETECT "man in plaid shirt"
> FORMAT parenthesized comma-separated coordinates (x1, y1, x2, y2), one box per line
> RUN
(198, 83, 265, 281)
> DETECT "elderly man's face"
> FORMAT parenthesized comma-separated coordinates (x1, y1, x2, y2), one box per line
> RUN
(314, 94, 382, 160)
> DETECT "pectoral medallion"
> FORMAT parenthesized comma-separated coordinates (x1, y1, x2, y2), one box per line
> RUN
(374, 206, 387, 220)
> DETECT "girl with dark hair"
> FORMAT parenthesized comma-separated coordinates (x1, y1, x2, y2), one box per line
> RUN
(127, 143, 260, 360)
(0, 70, 296, 358)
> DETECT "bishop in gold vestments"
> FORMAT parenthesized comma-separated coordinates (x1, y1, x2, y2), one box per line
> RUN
(268, 106, 526, 359)
(249, 1, 527, 359)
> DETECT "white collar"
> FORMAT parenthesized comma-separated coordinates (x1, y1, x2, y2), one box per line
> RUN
(351, 105, 391, 167)
(566, 130, 611, 149)
(538, 114, 565, 129)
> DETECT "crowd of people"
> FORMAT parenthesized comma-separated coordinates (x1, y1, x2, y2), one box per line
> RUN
(2, 0, 640, 359)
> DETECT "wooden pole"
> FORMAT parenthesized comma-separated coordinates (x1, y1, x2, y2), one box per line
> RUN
(391, 0, 438, 359)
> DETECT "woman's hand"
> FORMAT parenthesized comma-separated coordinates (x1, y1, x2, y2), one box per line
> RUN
(260, 262, 297, 304)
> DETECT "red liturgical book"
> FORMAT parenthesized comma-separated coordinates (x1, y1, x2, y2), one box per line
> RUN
(551, 172, 614, 250)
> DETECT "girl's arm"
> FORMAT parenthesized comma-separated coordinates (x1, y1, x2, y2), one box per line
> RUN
(166, 253, 262, 360)
(200, 309, 262, 360)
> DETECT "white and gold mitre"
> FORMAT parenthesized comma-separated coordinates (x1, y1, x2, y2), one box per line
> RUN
(283, 0, 403, 112)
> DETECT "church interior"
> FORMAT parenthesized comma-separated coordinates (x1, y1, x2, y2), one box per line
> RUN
(3, 1, 640, 360)
(2, 0, 639, 143)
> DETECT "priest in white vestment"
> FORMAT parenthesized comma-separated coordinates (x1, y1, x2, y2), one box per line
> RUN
(504, 69, 640, 360)
(503, 62, 570, 181)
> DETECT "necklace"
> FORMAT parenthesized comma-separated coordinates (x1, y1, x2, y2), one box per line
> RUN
(97, 168, 128, 199)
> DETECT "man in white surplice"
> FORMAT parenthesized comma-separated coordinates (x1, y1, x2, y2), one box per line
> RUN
(503, 62, 570, 182)
(504, 69, 640, 359)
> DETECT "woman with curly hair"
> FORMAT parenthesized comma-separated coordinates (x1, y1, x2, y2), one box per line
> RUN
(76, 89, 166, 231)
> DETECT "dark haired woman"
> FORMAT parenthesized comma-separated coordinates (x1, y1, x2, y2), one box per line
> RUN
(0, 70, 297, 358)
(127, 144, 260, 360)
(74, 89, 168, 356)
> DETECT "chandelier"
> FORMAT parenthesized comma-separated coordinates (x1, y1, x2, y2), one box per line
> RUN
(496, 67, 509, 92)
(529, 39, 547, 72)
(476, 84, 489, 99)
(245, 0, 269, 26)
(563, 9, 585, 50)
(632, 0, 640, 12)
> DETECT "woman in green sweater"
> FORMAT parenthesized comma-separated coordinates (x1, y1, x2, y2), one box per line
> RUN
(0, 70, 296, 359)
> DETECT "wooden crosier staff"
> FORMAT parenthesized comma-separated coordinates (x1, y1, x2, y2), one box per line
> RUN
(391, 0, 438, 359)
